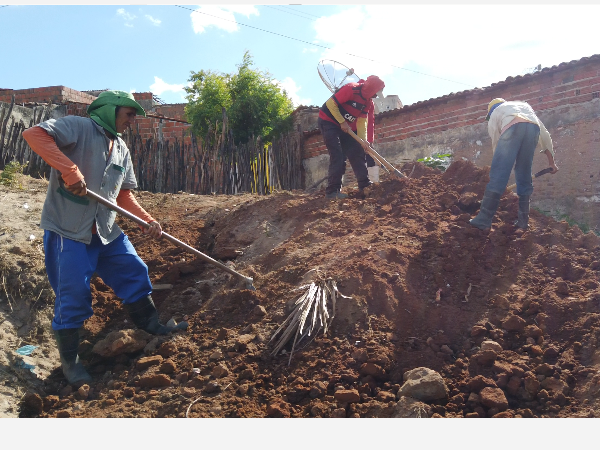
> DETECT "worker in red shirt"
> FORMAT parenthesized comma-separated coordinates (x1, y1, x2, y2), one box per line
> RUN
(318, 75, 385, 199)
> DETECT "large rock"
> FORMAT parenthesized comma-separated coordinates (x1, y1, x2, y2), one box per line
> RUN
(212, 364, 229, 378)
(267, 400, 291, 418)
(475, 349, 498, 366)
(540, 377, 569, 394)
(136, 355, 163, 371)
(334, 389, 360, 403)
(397, 367, 449, 402)
(139, 373, 171, 388)
(92, 329, 152, 357)
(468, 375, 497, 392)
(502, 315, 526, 332)
(392, 396, 432, 418)
(359, 362, 385, 379)
(235, 334, 256, 352)
(310, 381, 328, 399)
(481, 340, 503, 353)
(480, 387, 508, 411)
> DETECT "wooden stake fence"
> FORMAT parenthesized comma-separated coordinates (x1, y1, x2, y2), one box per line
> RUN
(1, 100, 304, 195)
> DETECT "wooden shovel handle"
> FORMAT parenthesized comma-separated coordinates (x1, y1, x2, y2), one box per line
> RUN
(506, 167, 553, 191)
(346, 129, 405, 179)
(85, 189, 255, 290)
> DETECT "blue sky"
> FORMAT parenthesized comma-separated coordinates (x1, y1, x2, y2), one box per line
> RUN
(1, 3, 599, 109)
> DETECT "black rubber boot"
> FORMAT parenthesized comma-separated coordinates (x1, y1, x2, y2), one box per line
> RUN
(325, 191, 348, 199)
(469, 189, 502, 230)
(515, 195, 531, 229)
(125, 295, 188, 335)
(358, 181, 374, 191)
(53, 328, 92, 386)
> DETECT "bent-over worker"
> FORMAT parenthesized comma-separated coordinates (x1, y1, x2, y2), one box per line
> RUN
(470, 98, 558, 231)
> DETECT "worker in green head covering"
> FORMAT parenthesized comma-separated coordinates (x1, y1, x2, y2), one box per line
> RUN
(87, 90, 146, 138)
(22, 89, 188, 386)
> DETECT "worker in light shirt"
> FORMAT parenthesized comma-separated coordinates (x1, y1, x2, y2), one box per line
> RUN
(22, 90, 187, 386)
(318, 75, 385, 199)
(470, 98, 558, 231)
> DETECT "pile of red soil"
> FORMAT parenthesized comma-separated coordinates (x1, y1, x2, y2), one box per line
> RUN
(21, 160, 600, 418)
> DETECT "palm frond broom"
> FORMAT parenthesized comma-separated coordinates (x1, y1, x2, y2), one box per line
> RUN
(269, 270, 352, 366)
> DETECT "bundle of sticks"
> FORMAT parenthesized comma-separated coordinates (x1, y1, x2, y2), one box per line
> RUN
(269, 271, 351, 365)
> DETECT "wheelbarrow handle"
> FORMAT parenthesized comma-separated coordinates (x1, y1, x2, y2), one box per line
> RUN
(85, 189, 255, 290)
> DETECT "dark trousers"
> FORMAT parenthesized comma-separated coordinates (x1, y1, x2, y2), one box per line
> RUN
(319, 118, 370, 193)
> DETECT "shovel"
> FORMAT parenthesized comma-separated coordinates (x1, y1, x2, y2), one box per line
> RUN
(86, 189, 256, 291)
(506, 167, 553, 192)
(346, 129, 405, 179)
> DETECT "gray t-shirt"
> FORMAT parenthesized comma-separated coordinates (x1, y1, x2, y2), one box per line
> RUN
(37, 116, 138, 244)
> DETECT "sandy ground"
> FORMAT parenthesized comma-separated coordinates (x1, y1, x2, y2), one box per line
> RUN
(2, 161, 600, 419)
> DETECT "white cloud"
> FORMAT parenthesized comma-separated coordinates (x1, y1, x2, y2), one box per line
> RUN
(150, 77, 186, 96)
(190, 5, 259, 34)
(117, 8, 136, 27)
(279, 77, 311, 108)
(145, 15, 161, 26)
(313, 5, 600, 104)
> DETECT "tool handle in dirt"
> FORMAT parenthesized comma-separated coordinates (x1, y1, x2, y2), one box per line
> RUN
(346, 129, 405, 179)
(506, 167, 553, 191)
(85, 189, 255, 290)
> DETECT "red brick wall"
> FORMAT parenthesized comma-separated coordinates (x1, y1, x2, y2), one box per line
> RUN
(375, 63, 600, 145)
(304, 133, 328, 160)
(2, 86, 193, 145)
(133, 115, 191, 144)
(0, 86, 97, 105)
(66, 102, 91, 117)
(154, 103, 187, 121)
(133, 92, 153, 101)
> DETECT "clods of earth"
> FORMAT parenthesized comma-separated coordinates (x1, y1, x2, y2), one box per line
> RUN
(2, 159, 600, 418)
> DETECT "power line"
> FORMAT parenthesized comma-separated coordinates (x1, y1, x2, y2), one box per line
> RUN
(264, 5, 315, 21)
(175, 5, 474, 88)
(277, 5, 324, 19)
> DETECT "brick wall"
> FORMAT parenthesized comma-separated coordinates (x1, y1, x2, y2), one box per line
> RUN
(301, 55, 600, 229)
(0, 86, 97, 105)
(1, 86, 193, 145)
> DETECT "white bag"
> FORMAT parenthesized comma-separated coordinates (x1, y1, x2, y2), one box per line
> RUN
(367, 165, 380, 183)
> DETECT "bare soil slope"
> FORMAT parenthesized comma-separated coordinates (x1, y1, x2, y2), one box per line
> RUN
(3, 160, 600, 418)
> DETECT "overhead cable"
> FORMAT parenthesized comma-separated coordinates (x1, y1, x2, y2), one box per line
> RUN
(175, 5, 474, 88)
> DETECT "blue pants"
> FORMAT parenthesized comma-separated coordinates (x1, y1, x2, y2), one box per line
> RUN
(487, 122, 540, 196)
(318, 118, 371, 193)
(44, 230, 152, 330)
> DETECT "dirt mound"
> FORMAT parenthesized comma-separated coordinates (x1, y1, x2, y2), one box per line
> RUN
(4, 160, 600, 418)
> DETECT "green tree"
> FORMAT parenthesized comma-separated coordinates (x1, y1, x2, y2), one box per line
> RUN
(184, 51, 294, 144)
(184, 69, 231, 140)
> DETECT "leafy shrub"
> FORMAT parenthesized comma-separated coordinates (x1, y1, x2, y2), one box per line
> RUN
(417, 153, 452, 171)
(0, 161, 27, 188)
